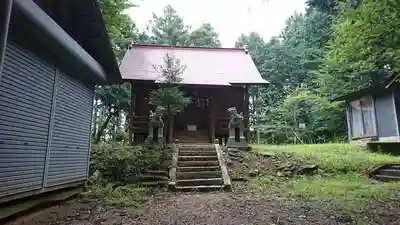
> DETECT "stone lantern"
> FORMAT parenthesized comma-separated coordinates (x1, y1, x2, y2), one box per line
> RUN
(146, 106, 165, 145)
(226, 107, 248, 149)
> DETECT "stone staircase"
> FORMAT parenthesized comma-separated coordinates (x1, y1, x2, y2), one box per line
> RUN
(369, 164, 400, 181)
(169, 144, 231, 191)
(175, 130, 210, 143)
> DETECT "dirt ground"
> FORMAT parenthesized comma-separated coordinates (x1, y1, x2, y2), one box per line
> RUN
(7, 192, 356, 225)
(5, 150, 400, 225)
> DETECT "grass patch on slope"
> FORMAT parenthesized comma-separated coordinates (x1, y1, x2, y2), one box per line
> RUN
(88, 183, 148, 207)
(250, 144, 400, 212)
(254, 144, 400, 173)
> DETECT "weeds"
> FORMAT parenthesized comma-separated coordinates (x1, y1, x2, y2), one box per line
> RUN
(254, 144, 400, 173)
(251, 144, 400, 214)
(88, 181, 148, 207)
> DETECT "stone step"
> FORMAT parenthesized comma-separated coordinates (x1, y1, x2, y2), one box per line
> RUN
(138, 175, 169, 181)
(178, 156, 218, 161)
(140, 180, 169, 186)
(176, 178, 223, 187)
(177, 171, 222, 179)
(178, 160, 219, 167)
(178, 166, 220, 172)
(179, 150, 217, 156)
(174, 185, 224, 192)
(142, 170, 169, 176)
(389, 165, 400, 170)
(179, 146, 214, 151)
(178, 140, 210, 144)
(177, 137, 209, 140)
(373, 174, 400, 181)
(379, 169, 400, 177)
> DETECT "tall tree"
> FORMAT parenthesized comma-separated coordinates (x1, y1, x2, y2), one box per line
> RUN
(94, 84, 131, 144)
(147, 5, 190, 46)
(99, 0, 138, 60)
(149, 54, 191, 142)
(187, 23, 221, 47)
(318, 0, 399, 98)
(235, 1, 348, 143)
(93, 0, 139, 143)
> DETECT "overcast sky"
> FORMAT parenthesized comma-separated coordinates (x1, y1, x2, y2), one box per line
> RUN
(127, 0, 307, 47)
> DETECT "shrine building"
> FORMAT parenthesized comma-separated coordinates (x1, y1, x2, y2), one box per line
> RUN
(119, 44, 268, 144)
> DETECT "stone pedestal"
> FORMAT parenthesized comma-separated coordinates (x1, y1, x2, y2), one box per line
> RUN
(226, 107, 249, 150)
(227, 125, 248, 149)
(146, 122, 164, 145)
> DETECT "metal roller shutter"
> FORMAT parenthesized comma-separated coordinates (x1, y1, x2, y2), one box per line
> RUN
(0, 42, 55, 198)
(45, 72, 94, 187)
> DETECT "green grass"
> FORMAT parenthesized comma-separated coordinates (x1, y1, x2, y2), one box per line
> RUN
(254, 143, 400, 173)
(250, 144, 400, 213)
(88, 183, 148, 207)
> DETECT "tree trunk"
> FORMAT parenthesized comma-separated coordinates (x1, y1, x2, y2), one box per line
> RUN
(95, 109, 119, 144)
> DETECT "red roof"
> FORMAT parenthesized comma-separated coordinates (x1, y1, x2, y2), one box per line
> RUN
(120, 44, 268, 86)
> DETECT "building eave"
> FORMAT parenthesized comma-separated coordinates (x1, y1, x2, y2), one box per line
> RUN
(13, 0, 107, 83)
(331, 83, 389, 102)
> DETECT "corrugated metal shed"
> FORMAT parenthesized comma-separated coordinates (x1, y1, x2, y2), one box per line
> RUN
(0, 41, 94, 202)
(0, 42, 55, 198)
(0, 0, 121, 206)
(120, 44, 268, 86)
(45, 71, 94, 187)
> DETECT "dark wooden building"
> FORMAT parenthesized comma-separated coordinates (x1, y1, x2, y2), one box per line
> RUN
(120, 44, 267, 143)
(0, 0, 120, 208)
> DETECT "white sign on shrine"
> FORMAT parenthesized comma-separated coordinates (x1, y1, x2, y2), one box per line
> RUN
(187, 125, 197, 132)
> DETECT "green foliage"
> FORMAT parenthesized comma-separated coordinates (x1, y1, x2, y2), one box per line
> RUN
(88, 143, 169, 206)
(99, 0, 138, 60)
(148, 53, 191, 142)
(236, 2, 349, 143)
(146, 5, 221, 47)
(95, 0, 139, 143)
(251, 144, 400, 213)
(319, 0, 400, 98)
(88, 182, 147, 207)
(261, 88, 346, 143)
(95, 84, 131, 112)
(148, 5, 190, 46)
(90, 144, 169, 184)
(187, 23, 221, 47)
(93, 84, 131, 144)
(149, 54, 191, 115)
(255, 144, 400, 173)
(149, 87, 190, 115)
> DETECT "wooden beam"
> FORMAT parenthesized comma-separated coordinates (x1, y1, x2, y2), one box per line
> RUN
(0, 186, 83, 221)
(209, 97, 215, 143)
(345, 102, 352, 142)
(129, 80, 135, 145)
(243, 85, 250, 141)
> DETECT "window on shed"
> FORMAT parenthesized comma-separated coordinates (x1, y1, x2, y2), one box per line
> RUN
(349, 96, 377, 138)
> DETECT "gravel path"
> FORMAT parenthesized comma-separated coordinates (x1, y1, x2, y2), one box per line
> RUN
(7, 192, 353, 225)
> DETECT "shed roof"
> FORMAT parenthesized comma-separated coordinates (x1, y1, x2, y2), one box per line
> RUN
(386, 73, 400, 88)
(120, 44, 268, 86)
(331, 82, 390, 102)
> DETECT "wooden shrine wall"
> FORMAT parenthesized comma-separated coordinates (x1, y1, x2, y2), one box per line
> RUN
(131, 82, 248, 138)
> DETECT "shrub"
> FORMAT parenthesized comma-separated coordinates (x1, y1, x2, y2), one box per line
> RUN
(255, 143, 400, 173)
(88, 181, 147, 207)
(90, 143, 171, 184)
